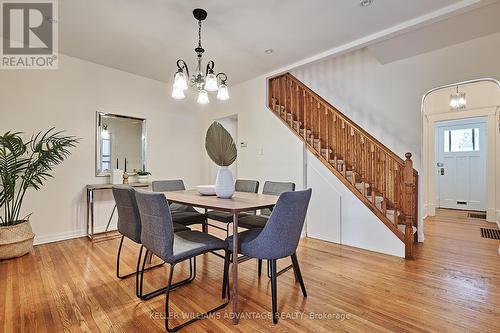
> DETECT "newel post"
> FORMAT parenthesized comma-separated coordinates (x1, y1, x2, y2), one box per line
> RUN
(403, 152, 415, 259)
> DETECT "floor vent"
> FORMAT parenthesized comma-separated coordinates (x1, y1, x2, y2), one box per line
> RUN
(480, 228, 500, 240)
(468, 213, 487, 219)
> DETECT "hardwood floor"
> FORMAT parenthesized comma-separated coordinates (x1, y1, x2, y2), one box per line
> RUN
(1, 212, 499, 332)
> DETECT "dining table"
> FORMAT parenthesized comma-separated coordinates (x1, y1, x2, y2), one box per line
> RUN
(163, 189, 279, 325)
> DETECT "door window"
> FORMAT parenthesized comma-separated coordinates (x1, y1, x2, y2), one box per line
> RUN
(444, 128, 479, 152)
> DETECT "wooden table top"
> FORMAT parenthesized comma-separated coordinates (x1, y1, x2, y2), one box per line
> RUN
(163, 189, 278, 213)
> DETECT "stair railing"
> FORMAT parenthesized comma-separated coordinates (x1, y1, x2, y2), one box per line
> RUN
(268, 73, 418, 246)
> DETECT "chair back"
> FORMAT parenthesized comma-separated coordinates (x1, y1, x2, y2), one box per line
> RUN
(135, 191, 175, 262)
(152, 179, 195, 212)
(152, 179, 185, 192)
(251, 189, 312, 259)
(112, 186, 141, 243)
(235, 179, 259, 193)
(261, 181, 295, 216)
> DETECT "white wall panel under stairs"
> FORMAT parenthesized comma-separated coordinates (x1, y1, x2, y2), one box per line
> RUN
(306, 150, 405, 258)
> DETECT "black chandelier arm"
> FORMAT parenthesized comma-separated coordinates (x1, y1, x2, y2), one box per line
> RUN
(216, 72, 228, 84)
(176, 59, 190, 78)
(206, 60, 215, 75)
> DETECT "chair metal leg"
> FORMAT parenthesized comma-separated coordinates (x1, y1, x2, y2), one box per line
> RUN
(270, 259, 278, 324)
(222, 250, 231, 299)
(116, 236, 164, 280)
(258, 259, 262, 278)
(267, 258, 293, 279)
(291, 253, 307, 297)
(165, 250, 230, 332)
(138, 249, 196, 300)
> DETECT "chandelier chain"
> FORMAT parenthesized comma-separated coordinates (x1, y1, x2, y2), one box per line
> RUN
(198, 20, 202, 48)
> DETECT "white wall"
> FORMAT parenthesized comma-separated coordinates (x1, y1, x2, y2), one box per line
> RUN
(306, 151, 404, 257)
(0, 54, 204, 244)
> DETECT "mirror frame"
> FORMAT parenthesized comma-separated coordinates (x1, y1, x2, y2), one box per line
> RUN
(95, 112, 147, 177)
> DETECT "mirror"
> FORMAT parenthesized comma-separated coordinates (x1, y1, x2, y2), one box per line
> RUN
(95, 112, 146, 176)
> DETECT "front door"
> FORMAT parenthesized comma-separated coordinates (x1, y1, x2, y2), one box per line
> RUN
(436, 118, 487, 211)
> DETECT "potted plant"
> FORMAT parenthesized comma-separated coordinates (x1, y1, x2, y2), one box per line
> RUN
(136, 169, 151, 183)
(0, 129, 78, 260)
(205, 122, 237, 198)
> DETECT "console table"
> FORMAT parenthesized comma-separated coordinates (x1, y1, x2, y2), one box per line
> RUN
(86, 183, 149, 240)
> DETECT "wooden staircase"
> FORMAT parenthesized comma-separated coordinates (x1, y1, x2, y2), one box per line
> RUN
(267, 73, 418, 258)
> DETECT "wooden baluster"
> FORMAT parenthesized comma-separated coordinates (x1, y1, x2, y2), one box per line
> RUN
(324, 106, 331, 161)
(382, 153, 387, 215)
(303, 91, 310, 140)
(343, 123, 347, 173)
(393, 161, 399, 226)
(370, 143, 376, 205)
(332, 114, 336, 163)
(351, 127, 356, 186)
(301, 89, 305, 131)
(283, 76, 288, 118)
(267, 79, 274, 110)
(360, 136, 365, 193)
(277, 77, 281, 112)
(292, 84, 296, 126)
(281, 76, 285, 113)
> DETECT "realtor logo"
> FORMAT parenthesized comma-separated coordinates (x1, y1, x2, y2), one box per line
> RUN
(1, 0, 58, 69)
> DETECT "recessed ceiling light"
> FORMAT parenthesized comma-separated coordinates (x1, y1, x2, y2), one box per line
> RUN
(264, 49, 274, 54)
(360, 0, 373, 7)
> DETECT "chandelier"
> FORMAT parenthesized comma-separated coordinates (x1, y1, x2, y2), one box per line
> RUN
(450, 86, 466, 110)
(171, 8, 229, 104)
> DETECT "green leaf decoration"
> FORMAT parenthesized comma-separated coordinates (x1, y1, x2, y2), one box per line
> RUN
(205, 122, 237, 167)
(0, 128, 79, 226)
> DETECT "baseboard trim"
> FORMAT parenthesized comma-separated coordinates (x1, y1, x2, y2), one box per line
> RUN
(34, 229, 86, 245)
(496, 210, 500, 229)
(33, 224, 117, 245)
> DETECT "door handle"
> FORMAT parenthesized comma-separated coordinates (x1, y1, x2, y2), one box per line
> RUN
(437, 162, 444, 167)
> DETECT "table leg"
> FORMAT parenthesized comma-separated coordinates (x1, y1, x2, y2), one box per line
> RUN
(86, 189, 90, 239)
(90, 189, 95, 240)
(232, 212, 239, 325)
(203, 208, 208, 233)
(105, 205, 117, 232)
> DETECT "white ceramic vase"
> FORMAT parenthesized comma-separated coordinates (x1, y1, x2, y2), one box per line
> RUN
(215, 166, 235, 199)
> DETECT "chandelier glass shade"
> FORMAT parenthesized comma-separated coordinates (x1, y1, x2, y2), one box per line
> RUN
(450, 86, 466, 110)
(171, 9, 229, 104)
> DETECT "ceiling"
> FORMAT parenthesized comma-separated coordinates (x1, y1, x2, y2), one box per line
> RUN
(57, 0, 492, 85)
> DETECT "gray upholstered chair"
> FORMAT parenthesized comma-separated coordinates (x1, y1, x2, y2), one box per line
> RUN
(112, 186, 191, 300)
(152, 180, 207, 231)
(135, 190, 229, 332)
(238, 181, 296, 276)
(206, 179, 259, 236)
(238, 181, 295, 230)
(225, 189, 312, 324)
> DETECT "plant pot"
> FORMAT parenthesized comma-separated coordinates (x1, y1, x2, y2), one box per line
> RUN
(215, 166, 235, 199)
(0, 220, 35, 260)
(137, 175, 149, 184)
